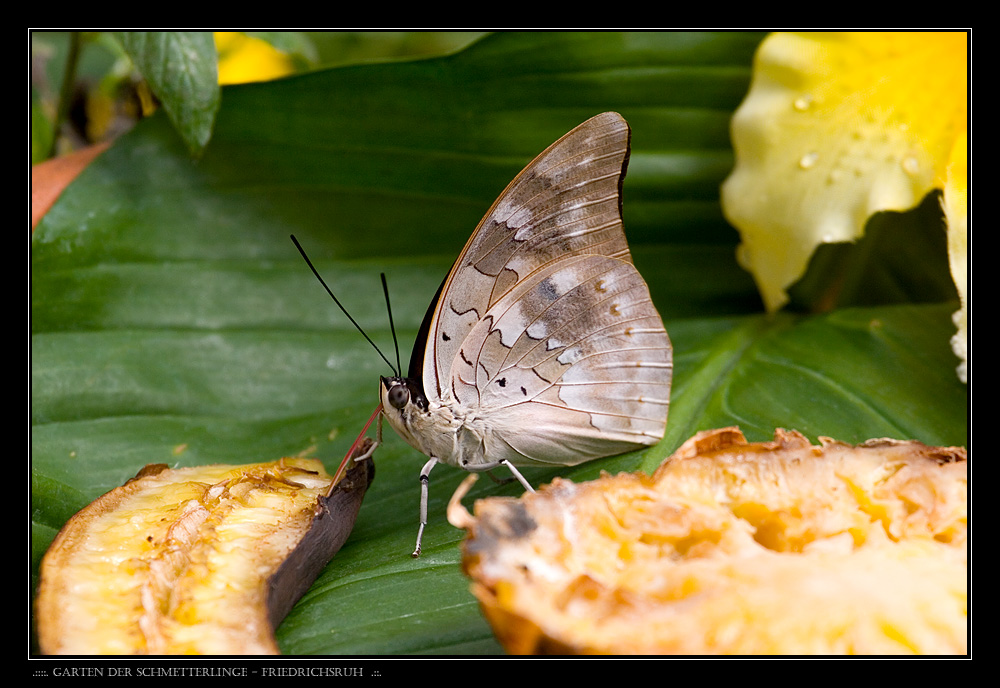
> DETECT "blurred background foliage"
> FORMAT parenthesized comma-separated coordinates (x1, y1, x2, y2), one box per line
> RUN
(31, 32, 486, 163)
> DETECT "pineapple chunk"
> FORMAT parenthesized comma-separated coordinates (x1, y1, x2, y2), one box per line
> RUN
(451, 428, 966, 655)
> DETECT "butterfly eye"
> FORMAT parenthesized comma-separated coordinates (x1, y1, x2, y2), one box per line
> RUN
(387, 383, 410, 410)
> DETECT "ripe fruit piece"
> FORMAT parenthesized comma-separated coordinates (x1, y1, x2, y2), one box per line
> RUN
(36, 443, 374, 655)
(450, 428, 967, 655)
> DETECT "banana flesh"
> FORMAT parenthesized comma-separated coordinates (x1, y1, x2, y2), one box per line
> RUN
(36, 446, 373, 655)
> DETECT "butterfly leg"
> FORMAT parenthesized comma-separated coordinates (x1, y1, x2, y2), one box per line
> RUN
(484, 471, 515, 486)
(412, 457, 439, 558)
(355, 411, 384, 462)
(353, 440, 377, 463)
(463, 459, 536, 495)
(344, 403, 384, 464)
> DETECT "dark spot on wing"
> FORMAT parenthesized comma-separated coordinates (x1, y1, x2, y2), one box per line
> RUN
(538, 277, 558, 302)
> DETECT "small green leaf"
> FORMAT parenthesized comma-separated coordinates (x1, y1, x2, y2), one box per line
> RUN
(113, 31, 220, 156)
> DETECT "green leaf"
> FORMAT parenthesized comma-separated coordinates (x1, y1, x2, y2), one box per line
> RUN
(31, 31, 966, 655)
(788, 191, 958, 311)
(113, 31, 220, 156)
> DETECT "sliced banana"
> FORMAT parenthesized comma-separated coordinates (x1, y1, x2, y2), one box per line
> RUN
(37, 444, 374, 655)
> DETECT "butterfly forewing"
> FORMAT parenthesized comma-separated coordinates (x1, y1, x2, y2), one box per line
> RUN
(426, 112, 635, 400)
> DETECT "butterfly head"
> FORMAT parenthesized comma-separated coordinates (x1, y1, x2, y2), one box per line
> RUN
(379, 375, 434, 452)
(380, 375, 428, 415)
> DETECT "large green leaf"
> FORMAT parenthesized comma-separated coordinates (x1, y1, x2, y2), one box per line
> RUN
(31, 31, 967, 656)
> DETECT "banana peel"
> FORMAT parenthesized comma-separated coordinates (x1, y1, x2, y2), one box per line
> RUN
(36, 441, 375, 655)
(449, 428, 968, 655)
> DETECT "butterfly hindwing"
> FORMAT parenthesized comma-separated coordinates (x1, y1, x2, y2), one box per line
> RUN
(449, 253, 671, 465)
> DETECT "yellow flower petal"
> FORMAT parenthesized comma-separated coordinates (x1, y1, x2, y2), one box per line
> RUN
(215, 32, 297, 86)
(943, 132, 967, 382)
(722, 32, 967, 314)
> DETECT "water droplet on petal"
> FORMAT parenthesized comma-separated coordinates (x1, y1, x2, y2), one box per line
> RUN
(799, 152, 819, 169)
(902, 156, 920, 176)
(793, 95, 813, 111)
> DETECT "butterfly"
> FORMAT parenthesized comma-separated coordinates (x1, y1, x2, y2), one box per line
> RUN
(297, 112, 672, 557)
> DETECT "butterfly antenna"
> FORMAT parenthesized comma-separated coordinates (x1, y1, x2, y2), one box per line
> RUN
(290, 235, 398, 376)
(380, 273, 402, 376)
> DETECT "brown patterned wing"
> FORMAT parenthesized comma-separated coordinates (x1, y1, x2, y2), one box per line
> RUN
(423, 112, 637, 401)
